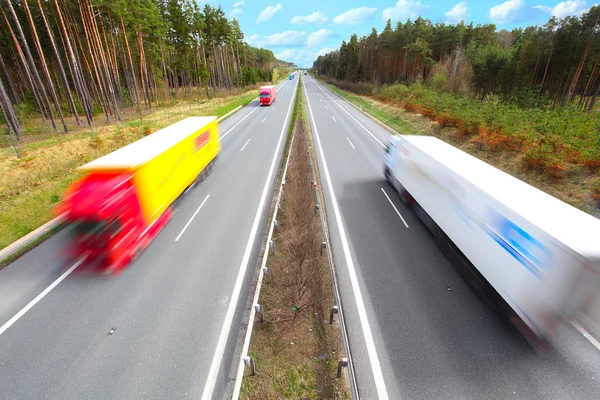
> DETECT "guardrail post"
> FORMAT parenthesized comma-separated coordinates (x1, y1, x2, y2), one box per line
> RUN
(262, 266, 271, 280)
(320, 241, 327, 256)
(274, 219, 280, 231)
(255, 304, 264, 323)
(315, 204, 320, 216)
(244, 356, 256, 376)
(329, 305, 339, 324)
(336, 357, 348, 379)
(269, 240, 276, 255)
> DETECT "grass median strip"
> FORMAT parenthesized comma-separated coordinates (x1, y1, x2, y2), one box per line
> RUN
(240, 78, 349, 399)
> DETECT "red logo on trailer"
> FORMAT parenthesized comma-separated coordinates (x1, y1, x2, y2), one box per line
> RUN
(194, 131, 210, 151)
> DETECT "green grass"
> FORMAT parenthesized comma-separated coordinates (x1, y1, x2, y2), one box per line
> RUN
(0, 89, 260, 251)
(324, 83, 415, 135)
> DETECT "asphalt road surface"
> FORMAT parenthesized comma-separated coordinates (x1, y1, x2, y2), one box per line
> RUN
(0, 77, 298, 400)
(302, 74, 600, 400)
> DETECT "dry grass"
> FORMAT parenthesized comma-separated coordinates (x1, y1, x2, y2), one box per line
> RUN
(241, 94, 348, 398)
(0, 88, 259, 250)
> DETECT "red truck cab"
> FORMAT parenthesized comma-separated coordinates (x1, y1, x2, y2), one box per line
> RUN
(59, 172, 170, 273)
(259, 85, 276, 106)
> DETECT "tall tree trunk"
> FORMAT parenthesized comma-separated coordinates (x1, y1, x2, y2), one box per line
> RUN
(121, 17, 141, 107)
(1, 6, 48, 120)
(5, 0, 58, 132)
(37, 0, 80, 125)
(0, 54, 21, 140)
(53, 0, 93, 128)
(22, 0, 68, 133)
(538, 42, 554, 98)
(0, 50, 19, 103)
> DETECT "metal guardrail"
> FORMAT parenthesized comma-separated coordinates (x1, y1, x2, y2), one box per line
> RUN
(231, 131, 296, 398)
(306, 129, 360, 399)
(231, 80, 359, 399)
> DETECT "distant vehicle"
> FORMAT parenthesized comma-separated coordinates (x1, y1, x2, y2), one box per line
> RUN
(57, 117, 221, 273)
(259, 85, 276, 106)
(384, 135, 600, 346)
(289, 73, 294, 80)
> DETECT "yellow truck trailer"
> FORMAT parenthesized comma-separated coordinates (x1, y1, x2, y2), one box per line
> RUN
(58, 116, 221, 272)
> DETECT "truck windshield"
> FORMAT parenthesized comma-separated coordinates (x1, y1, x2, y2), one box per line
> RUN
(73, 220, 105, 236)
(260, 93, 270, 98)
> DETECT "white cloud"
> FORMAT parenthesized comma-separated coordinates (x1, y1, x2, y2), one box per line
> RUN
(382, 0, 429, 22)
(275, 48, 330, 66)
(445, 2, 470, 23)
(307, 29, 332, 47)
(247, 31, 307, 47)
(333, 7, 378, 24)
(231, 0, 243, 17)
(318, 47, 336, 56)
(535, 1, 594, 18)
(257, 4, 283, 23)
(489, 0, 527, 24)
(290, 11, 328, 24)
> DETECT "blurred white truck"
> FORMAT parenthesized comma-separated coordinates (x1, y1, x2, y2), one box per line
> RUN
(384, 135, 600, 344)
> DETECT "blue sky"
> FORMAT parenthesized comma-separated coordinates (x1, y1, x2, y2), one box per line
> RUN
(201, 1, 598, 67)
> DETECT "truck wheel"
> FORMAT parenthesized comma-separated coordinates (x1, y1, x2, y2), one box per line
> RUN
(384, 167, 392, 184)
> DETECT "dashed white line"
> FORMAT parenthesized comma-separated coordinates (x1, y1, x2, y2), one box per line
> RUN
(240, 138, 251, 151)
(261, 117, 267, 123)
(332, 116, 337, 123)
(304, 80, 390, 400)
(324, 105, 328, 110)
(572, 318, 600, 351)
(201, 78, 299, 400)
(175, 195, 210, 241)
(219, 106, 259, 141)
(311, 78, 385, 148)
(0, 257, 87, 336)
(381, 188, 409, 228)
(346, 136, 355, 149)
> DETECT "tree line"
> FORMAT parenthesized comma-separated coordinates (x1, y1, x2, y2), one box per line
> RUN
(313, 6, 600, 110)
(0, 0, 294, 140)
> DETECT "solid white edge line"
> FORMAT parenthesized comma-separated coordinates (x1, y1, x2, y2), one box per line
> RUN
(240, 138, 251, 152)
(571, 319, 600, 351)
(231, 134, 296, 399)
(201, 78, 299, 400)
(0, 256, 87, 336)
(219, 80, 290, 141)
(261, 117, 266, 124)
(346, 136, 355, 149)
(332, 116, 337, 123)
(381, 188, 409, 228)
(175, 195, 210, 242)
(310, 76, 386, 148)
(304, 79, 390, 400)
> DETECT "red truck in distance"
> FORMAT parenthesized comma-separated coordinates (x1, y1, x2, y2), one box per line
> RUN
(259, 85, 276, 106)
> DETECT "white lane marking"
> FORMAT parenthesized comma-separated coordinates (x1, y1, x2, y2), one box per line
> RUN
(219, 79, 290, 141)
(311, 77, 385, 148)
(0, 257, 87, 336)
(272, 105, 276, 110)
(261, 117, 267, 124)
(201, 78, 299, 400)
(324, 105, 328, 110)
(241, 138, 251, 151)
(346, 136, 355, 149)
(332, 116, 337, 123)
(381, 188, 409, 228)
(304, 81, 390, 400)
(572, 319, 600, 351)
(219, 106, 260, 141)
(320, 98, 323, 102)
(175, 195, 210, 241)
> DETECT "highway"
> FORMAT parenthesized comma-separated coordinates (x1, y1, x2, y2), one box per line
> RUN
(302, 74, 600, 400)
(0, 77, 298, 400)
